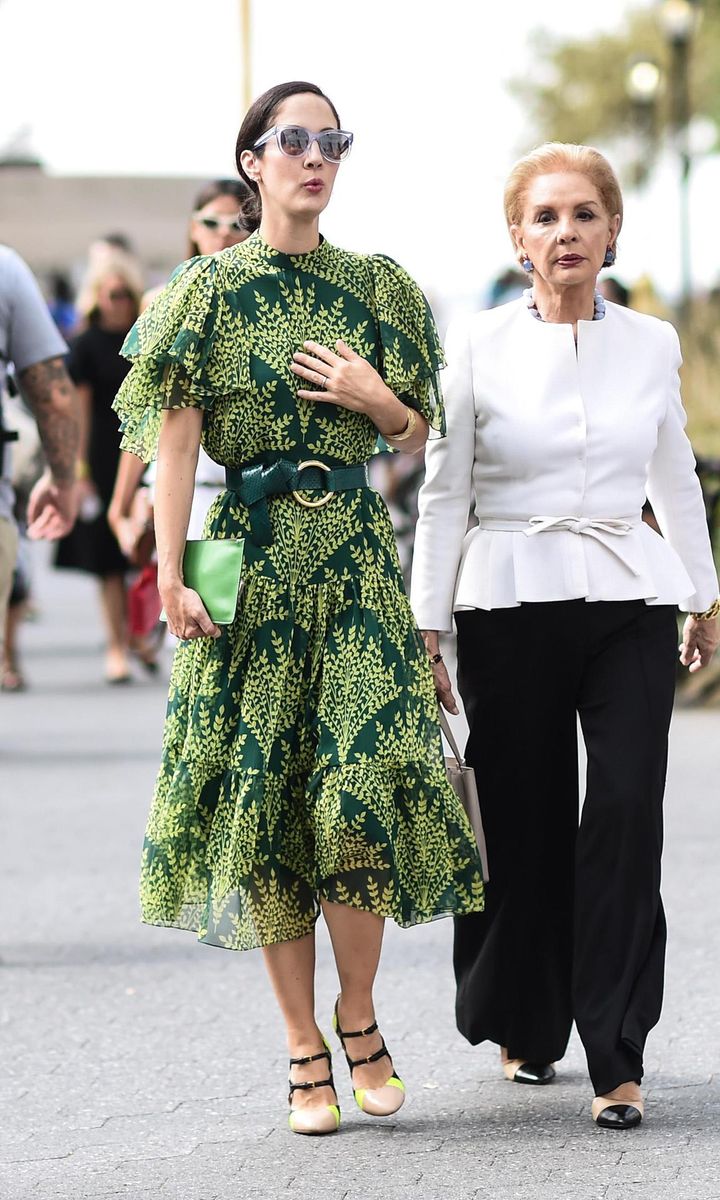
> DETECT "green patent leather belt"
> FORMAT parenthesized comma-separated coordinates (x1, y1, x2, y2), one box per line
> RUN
(225, 457, 370, 545)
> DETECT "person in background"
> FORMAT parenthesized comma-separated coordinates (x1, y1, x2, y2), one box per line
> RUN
(597, 275, 629, 307)
(486, 266, 527, 307)
(109, 179, 252, 560)
(88, 232, 136, 267)
(0, 245, 79, 645)
(187, 179, 253, 277)
(2, 535, 32, 692)
(47, 272, 78, 340)
(55, 255, 143, 683)
(412, 142, 719, 1131)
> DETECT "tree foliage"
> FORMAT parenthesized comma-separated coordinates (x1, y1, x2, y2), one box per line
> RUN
(511, 1, 720, 180)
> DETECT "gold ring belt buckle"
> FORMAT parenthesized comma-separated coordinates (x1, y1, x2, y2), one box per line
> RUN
(292, 460, 336, 509)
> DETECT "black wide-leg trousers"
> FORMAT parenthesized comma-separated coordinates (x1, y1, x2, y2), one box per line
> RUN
(453, 600, 678, 1096)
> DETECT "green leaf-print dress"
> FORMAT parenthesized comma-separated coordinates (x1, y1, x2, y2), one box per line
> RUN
(114, 231, 485, 951)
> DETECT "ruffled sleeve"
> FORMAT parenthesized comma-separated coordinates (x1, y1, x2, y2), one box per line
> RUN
(112, 254, 247, 462)
(367, 253, 446, 435)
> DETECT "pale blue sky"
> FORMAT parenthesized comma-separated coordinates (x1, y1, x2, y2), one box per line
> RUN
(0, 0, 715, 303)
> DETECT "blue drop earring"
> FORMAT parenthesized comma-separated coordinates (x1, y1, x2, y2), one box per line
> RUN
(603, 246, 616, 267)
(521, 257, 534, 273)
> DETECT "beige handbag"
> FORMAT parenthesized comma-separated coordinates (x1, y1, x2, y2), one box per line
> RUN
(439, 708, 490, 882)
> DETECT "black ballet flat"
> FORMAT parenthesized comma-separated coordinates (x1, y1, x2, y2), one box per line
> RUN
(105, 671, 132, 686)
(502, 1057, 556, 1085)
(591, 1096, 644, 1128)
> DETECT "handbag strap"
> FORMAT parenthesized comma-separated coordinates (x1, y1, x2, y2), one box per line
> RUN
(438, 707, 466, 767)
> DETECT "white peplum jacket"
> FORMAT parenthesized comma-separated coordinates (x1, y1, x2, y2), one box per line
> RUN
(411, 298, 719, 632)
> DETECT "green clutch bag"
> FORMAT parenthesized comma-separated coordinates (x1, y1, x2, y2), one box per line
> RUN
(160, 538, 245, 626)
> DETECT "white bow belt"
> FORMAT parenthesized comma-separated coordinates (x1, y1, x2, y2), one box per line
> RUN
(477, 515, 643, 575)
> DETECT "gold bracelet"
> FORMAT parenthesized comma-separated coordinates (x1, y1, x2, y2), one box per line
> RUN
(384, 407, 416, 444)
(75, 459, 91, 481)
(690, 598, 720, 620)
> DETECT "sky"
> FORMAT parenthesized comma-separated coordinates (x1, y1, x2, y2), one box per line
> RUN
(0, 0, 716, 307)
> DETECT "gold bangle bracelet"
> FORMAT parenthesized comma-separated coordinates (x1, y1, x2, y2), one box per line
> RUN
(384, 407, 416, 444)
(690, 598, 720, 620)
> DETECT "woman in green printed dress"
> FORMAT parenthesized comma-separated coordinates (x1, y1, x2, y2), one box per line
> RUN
(114, 81, 484, 1136)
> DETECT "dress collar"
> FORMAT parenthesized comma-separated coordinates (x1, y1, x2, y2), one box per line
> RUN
(523, 287, 606, 322)
(243, 229, 332, 270)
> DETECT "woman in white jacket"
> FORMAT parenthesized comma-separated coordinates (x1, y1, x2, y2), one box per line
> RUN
(411, 143, 719, 1130)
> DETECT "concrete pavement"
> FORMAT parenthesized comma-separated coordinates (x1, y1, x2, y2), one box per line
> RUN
(1, 547, 719, 1200)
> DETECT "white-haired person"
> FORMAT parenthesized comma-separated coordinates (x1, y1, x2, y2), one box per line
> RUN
(412, 142, 719, 1129)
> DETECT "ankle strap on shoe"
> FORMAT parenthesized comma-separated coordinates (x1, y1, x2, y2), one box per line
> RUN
(345, 1042, 391, 1070)
(333, 1001, 379, 1041)
(337, 1019, 379, 1039)
(288, 1048, 335, 1102)
(289, 1048, 331, 1067)
(288, 1075, 335, 1096)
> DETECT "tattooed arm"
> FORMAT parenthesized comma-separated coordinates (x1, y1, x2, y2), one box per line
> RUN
(20, 356, 78, 484)
(19, 355, 80, 539)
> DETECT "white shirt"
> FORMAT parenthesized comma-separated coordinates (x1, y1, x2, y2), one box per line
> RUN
(411, 298, 719, 632)
(194, 445, 226, 487)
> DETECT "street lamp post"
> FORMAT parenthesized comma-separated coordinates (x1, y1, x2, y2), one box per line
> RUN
(658, 0, 702, 318)
(240, 0, 252, 112)
(626, 58, 662, 186)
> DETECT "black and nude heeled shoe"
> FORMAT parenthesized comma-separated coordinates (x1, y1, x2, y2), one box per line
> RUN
(501, 1049, 556, 1085)
(287, 1039, 341, 1135)
(333, 997, 405, 1117)
(591, 1094, 644, 1129)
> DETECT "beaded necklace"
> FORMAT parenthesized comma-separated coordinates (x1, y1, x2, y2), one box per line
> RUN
(524, 287, 606, 322)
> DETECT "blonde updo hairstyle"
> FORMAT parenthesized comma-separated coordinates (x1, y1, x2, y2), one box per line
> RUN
(504, 142, 623, 268)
